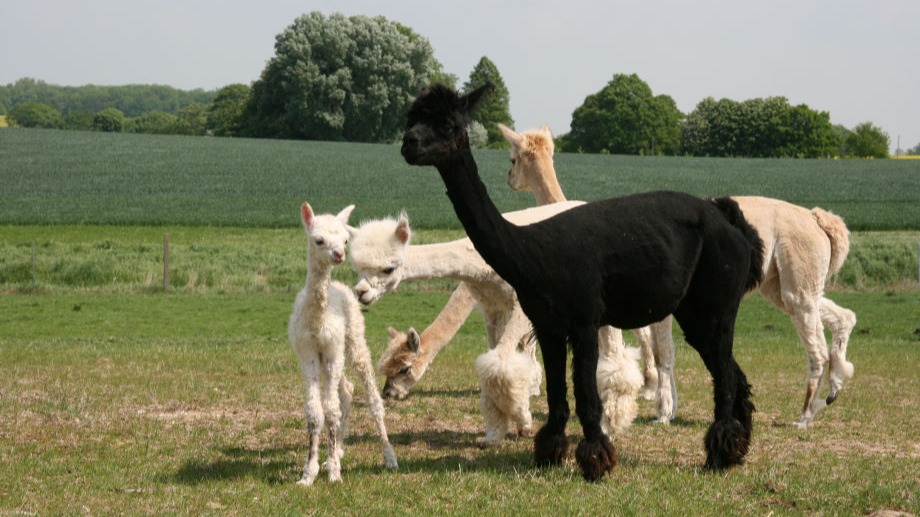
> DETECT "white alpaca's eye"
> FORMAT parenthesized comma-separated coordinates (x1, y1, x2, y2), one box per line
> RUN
(382, 267, 395, 275)
(315, 238, 325, 246)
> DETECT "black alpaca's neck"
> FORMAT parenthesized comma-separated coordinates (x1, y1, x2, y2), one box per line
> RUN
(435, 148, 527, 287)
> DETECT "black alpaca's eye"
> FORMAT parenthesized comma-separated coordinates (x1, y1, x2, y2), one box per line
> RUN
(382, 267, 395, 275)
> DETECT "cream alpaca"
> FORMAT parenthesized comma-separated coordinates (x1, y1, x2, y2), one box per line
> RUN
(288, 203, 397, 486)
(501, 123, 856, 428)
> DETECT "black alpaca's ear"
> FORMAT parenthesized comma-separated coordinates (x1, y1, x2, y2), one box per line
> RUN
(462, 81, 494, 115)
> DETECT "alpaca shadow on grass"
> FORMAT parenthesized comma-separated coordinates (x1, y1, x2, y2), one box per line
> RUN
(168, 445, 298, 486)
(400, 387, 479, 399)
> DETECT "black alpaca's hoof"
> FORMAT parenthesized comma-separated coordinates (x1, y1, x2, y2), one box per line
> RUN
(575, 436, 617, 481)
(704, 418, 751, 471)
(533, 427, 568, 467)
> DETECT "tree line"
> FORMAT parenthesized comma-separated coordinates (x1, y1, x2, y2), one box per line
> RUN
(1, 12, 908, 158)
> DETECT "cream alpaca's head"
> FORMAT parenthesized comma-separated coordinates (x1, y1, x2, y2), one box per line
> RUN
(348, 213, 411, 305)
(300, 202, 355, 266)
(498, 123, 554, 192)
(378, 326, 422, 400)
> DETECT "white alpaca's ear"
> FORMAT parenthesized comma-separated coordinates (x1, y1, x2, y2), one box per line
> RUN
(300, 202, 314, 230)
(346, 225, 358, 239)
(395, 212, 411, 244)
(406, 328, 421, 353)
(498, 123, 524, 149)
(337, 204, 356, 225)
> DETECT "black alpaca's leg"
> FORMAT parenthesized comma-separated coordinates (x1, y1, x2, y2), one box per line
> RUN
(676, 311, 753, 470)
(570, 325, 617, 481)
(533, 332, 569, 467)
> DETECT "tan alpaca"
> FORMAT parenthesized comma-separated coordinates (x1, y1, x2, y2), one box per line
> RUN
(289, 203, 397, 486)
(501, 123, 856, 428)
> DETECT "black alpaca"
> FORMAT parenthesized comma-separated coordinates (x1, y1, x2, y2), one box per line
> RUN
(401, 83, 764, 481)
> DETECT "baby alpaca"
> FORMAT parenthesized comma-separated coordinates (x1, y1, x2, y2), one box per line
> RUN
(289, 202, 397, 486)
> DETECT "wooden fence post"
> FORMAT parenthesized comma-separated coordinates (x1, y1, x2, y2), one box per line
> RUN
(163, 233, 170, 292)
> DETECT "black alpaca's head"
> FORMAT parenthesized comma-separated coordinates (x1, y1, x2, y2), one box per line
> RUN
(401, 82, 494, 166)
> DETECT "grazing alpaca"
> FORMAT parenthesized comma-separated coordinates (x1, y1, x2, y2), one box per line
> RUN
(401, 83, 764, 479)
(288, 203, 397, 486)
(500, 123, 856, 428)
(350, 201, 642, 445)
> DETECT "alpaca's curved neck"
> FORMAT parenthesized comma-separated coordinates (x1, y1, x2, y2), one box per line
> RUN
(303, 253, 333, 322)
(404, 241, 489, 282)
(531, 159, 567, 205)
(435, 149, 525, 284)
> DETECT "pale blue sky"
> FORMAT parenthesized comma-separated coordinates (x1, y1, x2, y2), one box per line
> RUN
(2, 0, 917, 152)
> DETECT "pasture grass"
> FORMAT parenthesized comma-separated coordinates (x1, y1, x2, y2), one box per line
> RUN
(1, 290, 918, 515)
(2, 128, 920, 230)
(2, 226, 917, 294)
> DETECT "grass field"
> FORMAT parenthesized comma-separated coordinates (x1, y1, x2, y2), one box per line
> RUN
(1, 290, 918, 515)
(1, 128, 919, 514)
(2, 128, 919, 230)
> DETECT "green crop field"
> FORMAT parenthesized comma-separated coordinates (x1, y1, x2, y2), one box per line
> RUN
(2, 128, 919, 230)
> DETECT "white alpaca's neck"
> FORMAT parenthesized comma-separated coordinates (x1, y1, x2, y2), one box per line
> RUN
(302, 251, 335, 327)
(402, 240, 491, 283)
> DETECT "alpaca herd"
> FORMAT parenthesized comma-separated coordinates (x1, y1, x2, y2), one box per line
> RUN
(286, 82, 856, 485)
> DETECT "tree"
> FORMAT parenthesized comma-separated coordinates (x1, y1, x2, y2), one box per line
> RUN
(175, 103, 208, 136)
(461, 56, 513, 148)
(241, 12, 439, 142)
(565, 73, 682, 155)
(908, 142, 920, 156)
(207, 83, 250, 137)
(132, 111, 179, 135)
(93, 108, 127, 132)
(64, 110, 95, 131)
(843, 122, 889, 158)
(8, 101, 64, 128)
(682, 96, 838, 158)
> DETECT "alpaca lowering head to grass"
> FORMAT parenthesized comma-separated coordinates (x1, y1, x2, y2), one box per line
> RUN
(288, 202, 397, 486)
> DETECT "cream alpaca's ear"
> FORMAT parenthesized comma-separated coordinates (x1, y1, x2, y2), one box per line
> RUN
(539, 124, 553, 138)
(300, 202, 315, 230)
(406, 328, 421, 353)
(336, 204, 356, 225)
(498, 123, 524, 148)
(395, 212, 411, 244)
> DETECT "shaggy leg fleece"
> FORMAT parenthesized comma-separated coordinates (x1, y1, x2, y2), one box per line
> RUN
(575, 435, 617, 481)
(703, 418, 751, 470)
(533, 426, 568, 467)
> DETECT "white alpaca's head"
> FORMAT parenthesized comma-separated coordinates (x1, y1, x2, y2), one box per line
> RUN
(301, 202, 355, 266)
(498, 123, 554, 192)
(348, 213, 411, 305)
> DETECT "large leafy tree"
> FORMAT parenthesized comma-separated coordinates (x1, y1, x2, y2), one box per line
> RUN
(208, 83, 250, 137)
(565, 74, 682, 155)
(843, 122, 889, 158)
(241, 12, 438, 142)
(461, 56, 513, 148)
(682, 96, 838, 158)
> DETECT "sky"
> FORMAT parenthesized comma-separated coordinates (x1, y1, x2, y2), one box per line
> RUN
(2, 0, 918, 153)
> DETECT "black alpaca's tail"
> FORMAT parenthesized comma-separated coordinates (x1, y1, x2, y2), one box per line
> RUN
(710, 196, 764, 293)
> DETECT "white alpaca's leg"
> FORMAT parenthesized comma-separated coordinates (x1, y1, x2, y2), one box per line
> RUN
(335, 376, 354, 462)
(633, 325, 659, 400)
(819, 297, 856, 403)
(789, 300, 830, 428)
(321, 354, 346, 483)
(650, 317, 677, 424)
(297, 355, 324, 487)
(347, 328, 398, 471)
(476, 382, 510, 447)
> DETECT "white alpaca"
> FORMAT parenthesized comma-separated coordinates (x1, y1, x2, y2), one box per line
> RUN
(500, 123, 857, 428)
(349, 202, 643, 444)
(289, 202, 397, 486)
